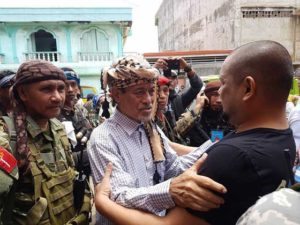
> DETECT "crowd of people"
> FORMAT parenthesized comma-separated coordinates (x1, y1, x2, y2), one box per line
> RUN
(0, 40, 299, 225)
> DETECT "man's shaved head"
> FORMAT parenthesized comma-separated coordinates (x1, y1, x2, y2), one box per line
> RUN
(224, 40, 293, 103)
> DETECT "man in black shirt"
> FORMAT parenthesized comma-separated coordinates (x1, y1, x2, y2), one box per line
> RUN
(186, 40, 296, 224)
(93, 40, 296, 225)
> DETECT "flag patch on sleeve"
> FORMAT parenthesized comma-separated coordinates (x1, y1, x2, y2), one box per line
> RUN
(0, 146, 17, 174)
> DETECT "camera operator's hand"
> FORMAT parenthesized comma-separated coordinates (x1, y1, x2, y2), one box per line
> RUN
(153, 58, 168, 70)
(178, 57, 189, 70)
(178, 57, 194, 77)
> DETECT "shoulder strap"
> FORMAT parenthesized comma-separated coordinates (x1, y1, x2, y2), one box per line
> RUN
(51, 119, 75, 168)
(2, 116, 17, 155)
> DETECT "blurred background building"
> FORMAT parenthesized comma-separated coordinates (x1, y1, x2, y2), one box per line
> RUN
(154, 0, 300, 75)
(0, 5, 132, 92)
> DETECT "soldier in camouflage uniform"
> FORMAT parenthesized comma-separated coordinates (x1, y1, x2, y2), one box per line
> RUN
(0, 146, 18, 225)
(0, 70, 18, 225)
(155, 76, 207, 148)
(186, 80, 234, 146)
(0, 70, 15, 117)
(155, 76, 183, 143)
(0, 60, 91, 225)
(84, 93, 107, 127)
(58, 67, 93, 177)
(83, 93, 97, 127)
(0, 71, 18, 225)
(237, 186, 300, 225)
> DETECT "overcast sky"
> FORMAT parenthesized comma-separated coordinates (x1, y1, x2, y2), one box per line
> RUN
(0, 0, 163, 53)
(123, 0, 163, 53)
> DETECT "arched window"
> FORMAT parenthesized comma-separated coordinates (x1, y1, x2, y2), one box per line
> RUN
(26, 29, 59, 62)
(80, 28, 111, 61)
(30, 29, 57, 52)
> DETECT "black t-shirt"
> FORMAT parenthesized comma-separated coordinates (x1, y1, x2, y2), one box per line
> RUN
(188, 128, 296, 225)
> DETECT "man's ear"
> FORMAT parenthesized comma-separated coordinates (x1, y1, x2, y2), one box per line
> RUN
(242, 76, 256, 101)
(17, 86, 29, 102)
(110, 87, 120, 104)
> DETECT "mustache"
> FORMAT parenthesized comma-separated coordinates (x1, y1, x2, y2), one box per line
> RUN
(140, 105, 152, 110)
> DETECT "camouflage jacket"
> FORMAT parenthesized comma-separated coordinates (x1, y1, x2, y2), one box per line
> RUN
(83, 101, 99, 127)
(237, 187, 300, 225)
(0, 145, 18, 225)
(155, 113, 187, 145)
(0, 116, 90, 225)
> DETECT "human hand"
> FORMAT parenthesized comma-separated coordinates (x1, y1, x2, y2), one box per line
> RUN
(99, 116, 106, 124)
(178, 57, 188, 69)
(95, 162, 113, 206)
(194, 94, 209, 114)
(153, 58, 168, 70)
(170, 153, 227, 211)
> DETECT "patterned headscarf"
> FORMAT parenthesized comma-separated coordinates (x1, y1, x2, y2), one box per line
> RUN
(11, 60, 65, 172)
(100, 55, 159, 119)
(101, 55, 159, 90)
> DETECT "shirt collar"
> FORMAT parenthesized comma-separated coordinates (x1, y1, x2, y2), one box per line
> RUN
(113, 108, 143, 136)
(26, 116, 60, 140)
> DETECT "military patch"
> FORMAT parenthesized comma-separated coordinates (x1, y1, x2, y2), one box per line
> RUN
(0, 146, 17, 174)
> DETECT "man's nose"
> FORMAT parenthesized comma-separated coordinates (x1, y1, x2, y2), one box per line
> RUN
(67, 84, 74, 92)
(51, 90, 63, 101)
(216, 94, 222, 103)
(143, 91, 153, 104)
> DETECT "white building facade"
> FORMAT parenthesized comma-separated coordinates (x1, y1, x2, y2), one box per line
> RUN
(156, 0, 300, 62)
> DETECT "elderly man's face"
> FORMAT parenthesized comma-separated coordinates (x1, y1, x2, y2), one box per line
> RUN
(112, 82, 155, 123)
(19, 80, 66, 119)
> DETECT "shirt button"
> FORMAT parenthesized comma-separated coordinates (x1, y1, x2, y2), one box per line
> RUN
(144, 155, 149, 162)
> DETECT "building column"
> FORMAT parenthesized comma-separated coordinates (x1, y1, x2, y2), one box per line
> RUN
(7, 26, 18, 63)
(64, 26, 73, 62)
(116, 27, 123, 57)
